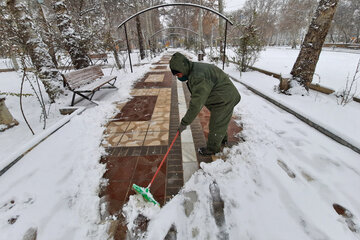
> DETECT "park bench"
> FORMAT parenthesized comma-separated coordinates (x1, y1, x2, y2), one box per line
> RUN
(62, 65, 117, 106)
(89, 53, 108, 64)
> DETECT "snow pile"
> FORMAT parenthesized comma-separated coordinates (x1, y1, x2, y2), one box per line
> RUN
(287, 79, 310, 96)
(122, 194, 160, 239)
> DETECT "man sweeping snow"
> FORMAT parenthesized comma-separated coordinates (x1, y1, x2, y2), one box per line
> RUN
(170, 52, 241, 155)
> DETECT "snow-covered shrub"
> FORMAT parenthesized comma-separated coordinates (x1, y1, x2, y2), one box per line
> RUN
(231, 12, 263, 72)
(336, 59, 359, 106)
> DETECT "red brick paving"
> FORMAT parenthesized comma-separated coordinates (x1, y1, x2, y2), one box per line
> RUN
(113, 96, 157, 121)
(198, 106, 242, 143)
(133, 71, 172, 89)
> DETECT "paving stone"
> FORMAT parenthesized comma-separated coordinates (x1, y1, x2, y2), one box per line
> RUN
(113, 96, 157, 121)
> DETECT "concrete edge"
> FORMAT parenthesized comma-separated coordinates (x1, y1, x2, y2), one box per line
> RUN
(0, 107, 86, 177)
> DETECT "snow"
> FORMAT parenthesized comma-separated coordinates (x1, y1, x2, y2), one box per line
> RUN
(1, 48, 360, 239)
(0, 106, 85, 172)
(226, 70, 360, 149)
(0, 52, 160, 239)
(122, 49, 360, 239)
(140, 62, 360, 239)
(250, 46, 360, 94)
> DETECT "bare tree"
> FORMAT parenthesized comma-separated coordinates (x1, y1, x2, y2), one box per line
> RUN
(135, 15, 145, 59)
(278, 0, 316, 48)
(100, 0, 121, 68)
(119, 1, 147, 60)
(289, 0, 339, 91)
(134, 1, 146, 60)
(242, 0, 280, 44)
(336, 59, 359, 106)
(331, 0, 360, 43)
(218, 0, 224, 55)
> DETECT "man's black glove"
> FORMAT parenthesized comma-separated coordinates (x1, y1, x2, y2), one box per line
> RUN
(177, 123, 187, 133)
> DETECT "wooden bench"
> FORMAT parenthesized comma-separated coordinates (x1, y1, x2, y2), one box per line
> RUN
(62, 65, 117, 106)
(89, 53, 108, 64)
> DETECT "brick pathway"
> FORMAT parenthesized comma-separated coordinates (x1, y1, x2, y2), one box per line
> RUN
(99, 54, 242, 239)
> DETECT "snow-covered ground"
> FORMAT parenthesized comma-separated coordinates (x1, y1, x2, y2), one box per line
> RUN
(0, 52, 161, 239)
(0, 51, 153, 164)
(138, 79, 360, 239)
(230, 46, 360, 95)
(0, 48, 359, 240)
(122, 49, 360, 240)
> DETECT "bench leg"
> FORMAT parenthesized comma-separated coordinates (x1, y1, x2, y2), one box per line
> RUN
(72, 91, 99, 106)
(71, 92, 76, 106)
(106, 79, 117, 88)
(89, 92, 96, 100)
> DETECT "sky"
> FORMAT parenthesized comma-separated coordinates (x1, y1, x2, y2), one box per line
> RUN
(225, 0, 247, 12)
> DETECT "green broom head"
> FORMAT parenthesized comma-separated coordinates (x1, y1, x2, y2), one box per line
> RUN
(132, 184, 160, 206)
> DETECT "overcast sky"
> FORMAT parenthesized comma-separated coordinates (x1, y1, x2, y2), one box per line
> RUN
(224, 0, 246, 12)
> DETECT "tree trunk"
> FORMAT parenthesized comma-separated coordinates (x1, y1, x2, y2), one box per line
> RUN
(290, 0, 339, 90)
(198, 1, 204, 55)
(100, 1, 121, 69)
(54, 1, 90, 69)
(10, 54, 19, 70)
(105, 32, 121, 69)
(6, 0, 62, 103)
(32, 1, 58, 67)
(218, 0, 224, 56)
(135, 16, 145, 60)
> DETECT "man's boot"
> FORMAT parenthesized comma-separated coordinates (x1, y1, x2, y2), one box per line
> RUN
(198, 147, 217, 156)
(221, 138, 228, 146)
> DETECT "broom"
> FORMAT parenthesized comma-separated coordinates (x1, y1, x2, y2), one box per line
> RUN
(132, 131, 180, 206)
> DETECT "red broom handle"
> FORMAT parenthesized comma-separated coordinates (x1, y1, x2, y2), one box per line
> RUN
(148, 131, 180, 188)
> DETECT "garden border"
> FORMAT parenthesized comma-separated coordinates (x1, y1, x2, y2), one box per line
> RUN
(0, 107, 86, 177)
(230, 76, 360, 155)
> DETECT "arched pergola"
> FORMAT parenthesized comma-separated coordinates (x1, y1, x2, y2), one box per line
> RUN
(150, 27, 200, 39)
(149, 27, 205, 49)
(118, 3, 233, 72)
(155, 33, 195, 47)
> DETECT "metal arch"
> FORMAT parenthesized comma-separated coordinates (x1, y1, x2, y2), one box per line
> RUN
(154, 33, 198, 47)
(150, 27, 200, 39)
(164, 33, 186, 36)
(150, 28, 204, 51)
(117, 3, 233, 29)
(161, 33, 193, 38)
(119, 3, 232, 71)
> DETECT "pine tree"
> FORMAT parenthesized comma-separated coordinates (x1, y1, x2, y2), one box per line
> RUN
(54, 0, 90, 69)
(6, 0, 63, 103)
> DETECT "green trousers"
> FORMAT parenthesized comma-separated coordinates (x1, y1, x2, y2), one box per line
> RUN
(207, 103, 236, 153)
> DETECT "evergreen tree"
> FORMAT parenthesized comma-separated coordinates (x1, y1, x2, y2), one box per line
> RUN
(6, 0, 63, 103)
(54, 0, 90, 69)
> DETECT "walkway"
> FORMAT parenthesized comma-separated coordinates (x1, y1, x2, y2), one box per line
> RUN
(98, 53, 242, 239)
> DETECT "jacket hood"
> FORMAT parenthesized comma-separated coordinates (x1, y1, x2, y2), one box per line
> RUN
(169, 52, 192, 77)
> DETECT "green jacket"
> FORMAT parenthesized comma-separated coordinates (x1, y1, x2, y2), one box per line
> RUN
(170, 52, 241, 126)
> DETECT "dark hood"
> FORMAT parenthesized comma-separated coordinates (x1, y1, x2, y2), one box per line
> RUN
(169, 52, 192, 77)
